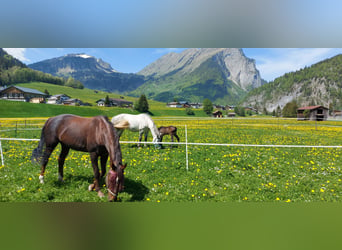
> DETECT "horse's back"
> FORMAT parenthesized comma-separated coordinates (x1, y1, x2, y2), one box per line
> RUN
(44, 114, 109, 140)
(112, 113, 152, 131)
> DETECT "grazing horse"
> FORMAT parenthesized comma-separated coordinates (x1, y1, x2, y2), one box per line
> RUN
(31, 114, 128, 201)
(111, 113, 161, 147)
(158, 126, 180, 143)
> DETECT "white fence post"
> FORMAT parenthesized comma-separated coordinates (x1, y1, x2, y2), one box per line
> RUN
(185, 125, 188, 171)
(0, 140, 4, 166)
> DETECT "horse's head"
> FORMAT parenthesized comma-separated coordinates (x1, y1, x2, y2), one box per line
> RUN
(106, 163, 127, 202)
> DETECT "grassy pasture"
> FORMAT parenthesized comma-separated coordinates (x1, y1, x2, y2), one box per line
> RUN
(0, 82, 207, 117)
(1, 117, 342, 202)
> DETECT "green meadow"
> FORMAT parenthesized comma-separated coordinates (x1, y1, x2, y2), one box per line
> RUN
(0, 82, 207, 117)
(1, 117, 342, 202)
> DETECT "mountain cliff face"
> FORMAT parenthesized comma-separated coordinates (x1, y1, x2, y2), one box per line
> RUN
(28, 54, 145, 93)
(132, 48, 263, 104)
(139, 48, 263, 91)
(241, 54, 342, 112)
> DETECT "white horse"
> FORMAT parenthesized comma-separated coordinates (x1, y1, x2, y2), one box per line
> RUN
(111, 113, 161, 147)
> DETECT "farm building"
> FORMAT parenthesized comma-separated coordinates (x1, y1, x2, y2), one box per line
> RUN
(167, 101, 203, 109)
(212, 110, 223, 118)
(332, 110, 342, 118)
(189, 103, 202, 109)
(96, 98, 133, 107)
(166, 102, 184, 108)
(297, 105, 329, 121)
(46, 94, 71, 104)
(0, 85, 47, 103)
(63, 98, 83, 106)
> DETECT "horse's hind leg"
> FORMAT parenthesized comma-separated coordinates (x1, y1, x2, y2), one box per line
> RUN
(138, 130, 143, 147)
(58, 144, 70, 182)
(39, 145, 57, 184)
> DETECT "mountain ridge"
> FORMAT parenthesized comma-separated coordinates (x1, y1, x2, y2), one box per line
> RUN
(28, 48, 264, 104)
(138, 48, 263, 91)
(241, 54, 342, 112)
(28, 54, 145, 93)
(131, 48, 263, 104)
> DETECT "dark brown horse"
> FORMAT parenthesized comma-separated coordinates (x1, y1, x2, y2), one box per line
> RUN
(31, 114, 128, 201)
(158, 126, 180, 143)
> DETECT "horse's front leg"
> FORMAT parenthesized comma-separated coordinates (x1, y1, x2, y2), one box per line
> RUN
(89, 152, 105, 198)
(144, 130, 149, 147)
(58, 144, 70, 182)
(174, 133, 180, 142)
(100, 152, 108, 178)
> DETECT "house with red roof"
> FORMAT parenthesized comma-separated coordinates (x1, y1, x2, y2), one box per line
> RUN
(297, 105, 329, 121)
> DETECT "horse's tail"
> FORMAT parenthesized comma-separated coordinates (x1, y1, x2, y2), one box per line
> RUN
(113, 119, 130, 129)
(31, 124, 46, 164)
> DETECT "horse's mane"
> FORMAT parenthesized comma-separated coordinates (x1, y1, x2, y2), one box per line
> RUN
(97, 116, 123, 168)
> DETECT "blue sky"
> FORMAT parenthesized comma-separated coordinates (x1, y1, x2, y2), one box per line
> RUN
(4, 48, 342, 82)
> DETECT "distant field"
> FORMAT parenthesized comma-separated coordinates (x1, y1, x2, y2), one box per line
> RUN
(0, 82, 207, 117)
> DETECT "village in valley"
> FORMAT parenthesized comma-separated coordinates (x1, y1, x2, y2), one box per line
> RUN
(0, 84, 337, 121)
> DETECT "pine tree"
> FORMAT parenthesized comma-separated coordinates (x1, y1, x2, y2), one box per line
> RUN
(135, 94, 149, 113)
(104, 95, 111, 106)
(282, 101, 298, 117)
(203, 98, 213, 115)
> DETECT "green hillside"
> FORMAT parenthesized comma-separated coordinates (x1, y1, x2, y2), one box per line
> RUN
(241, 54, 342, 111)
(1, 82, 207, 117)
(0, 48, 83, 88)
(130, 57, 246, 105)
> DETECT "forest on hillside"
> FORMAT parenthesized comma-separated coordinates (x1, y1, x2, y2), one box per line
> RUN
(243, 54, 342, 102)
(0, 48, 84, 89)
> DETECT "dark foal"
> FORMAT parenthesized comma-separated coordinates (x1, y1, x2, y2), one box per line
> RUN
(158, 126, 180, 144)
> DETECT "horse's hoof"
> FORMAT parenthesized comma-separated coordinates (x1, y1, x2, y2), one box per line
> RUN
(88, 183, 95, 191)
(97, 191, 105, 198)
(39, 175, 44, 184)
(58, 174, 64, 182)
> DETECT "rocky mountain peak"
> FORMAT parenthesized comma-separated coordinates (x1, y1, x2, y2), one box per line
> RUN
(29, 53, 118, 76)
(138, 48, 262, 91)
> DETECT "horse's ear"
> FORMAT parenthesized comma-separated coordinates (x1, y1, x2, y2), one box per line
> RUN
(121, 163, 127, 170)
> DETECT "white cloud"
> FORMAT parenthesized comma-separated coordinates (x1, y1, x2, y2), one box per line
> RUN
(153, 48, 183, 54)
(3, 48, 30, 62)
(255, 48, 342, 82)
